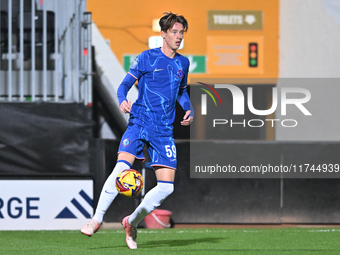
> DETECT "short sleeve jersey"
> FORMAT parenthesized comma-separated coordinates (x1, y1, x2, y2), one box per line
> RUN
(127, 47, 190, 134)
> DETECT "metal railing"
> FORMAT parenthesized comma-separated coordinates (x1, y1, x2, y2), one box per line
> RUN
(0, 0, 92, 105)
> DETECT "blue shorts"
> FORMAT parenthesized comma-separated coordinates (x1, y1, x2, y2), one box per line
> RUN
(118, 124, 177, 170)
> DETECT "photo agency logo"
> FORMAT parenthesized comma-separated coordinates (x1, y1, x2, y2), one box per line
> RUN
(197, 82, 312, 128)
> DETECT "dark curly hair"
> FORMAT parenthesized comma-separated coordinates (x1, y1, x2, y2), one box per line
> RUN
(159, 12, 188, 33)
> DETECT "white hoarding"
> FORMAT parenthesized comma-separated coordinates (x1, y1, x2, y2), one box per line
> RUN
(0, 180, 93, 230)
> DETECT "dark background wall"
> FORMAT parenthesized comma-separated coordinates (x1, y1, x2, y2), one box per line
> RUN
(0, 103, 93, 176)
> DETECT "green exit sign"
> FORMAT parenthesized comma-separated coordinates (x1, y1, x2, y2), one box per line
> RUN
(185, 55, 206, 73)
(123, 55, 138, 72)
(123, 54, 206, 74)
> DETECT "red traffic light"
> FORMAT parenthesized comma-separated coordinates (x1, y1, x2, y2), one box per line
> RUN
(250, 44, 257, 52)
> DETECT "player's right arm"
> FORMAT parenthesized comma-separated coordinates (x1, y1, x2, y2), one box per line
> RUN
(117, 53, 145, 113)
(117, 73, 137, 113)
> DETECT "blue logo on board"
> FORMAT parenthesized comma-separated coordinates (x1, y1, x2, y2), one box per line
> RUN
(55, 190, 93, 219)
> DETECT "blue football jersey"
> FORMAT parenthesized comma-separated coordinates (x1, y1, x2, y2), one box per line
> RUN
(118, 47, 191, 134)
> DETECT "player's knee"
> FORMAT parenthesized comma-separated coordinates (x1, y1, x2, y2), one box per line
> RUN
(157, 181, 174, 199)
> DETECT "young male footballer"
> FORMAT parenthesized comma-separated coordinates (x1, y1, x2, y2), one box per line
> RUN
(81, 11, 193, 249)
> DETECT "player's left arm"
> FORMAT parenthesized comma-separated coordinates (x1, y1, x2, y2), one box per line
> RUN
(177, 59, 194, 126)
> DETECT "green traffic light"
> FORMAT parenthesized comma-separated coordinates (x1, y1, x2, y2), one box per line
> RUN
(250, 59, 257, 66)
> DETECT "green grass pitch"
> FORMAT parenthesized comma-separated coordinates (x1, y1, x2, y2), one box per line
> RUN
(1, 227, 340, 254)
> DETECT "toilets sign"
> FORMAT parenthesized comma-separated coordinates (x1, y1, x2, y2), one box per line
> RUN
(208, 10, 263, 30)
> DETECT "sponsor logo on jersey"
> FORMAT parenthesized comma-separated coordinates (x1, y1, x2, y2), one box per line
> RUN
(131, 57, 139, 69)
(154, 68, 164, 72)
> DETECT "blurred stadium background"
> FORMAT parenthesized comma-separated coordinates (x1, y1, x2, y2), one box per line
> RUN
(1, 0, 340, 231)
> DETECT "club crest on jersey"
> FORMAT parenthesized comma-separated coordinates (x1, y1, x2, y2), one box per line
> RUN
(177, 69, 184, 79)
(122, 139, 131, 147)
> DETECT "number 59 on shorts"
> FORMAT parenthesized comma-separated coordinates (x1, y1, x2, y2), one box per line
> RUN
(165, 145, 176, 158)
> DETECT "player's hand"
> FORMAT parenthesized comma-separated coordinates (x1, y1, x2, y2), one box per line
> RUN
(120, 100, 131, 113)
(181, 110, 193, 126)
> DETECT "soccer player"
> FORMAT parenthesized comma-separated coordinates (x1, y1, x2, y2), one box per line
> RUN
(81, 12, 193, 249)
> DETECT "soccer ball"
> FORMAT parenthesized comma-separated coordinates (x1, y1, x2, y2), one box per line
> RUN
(115, 169, 144, 197)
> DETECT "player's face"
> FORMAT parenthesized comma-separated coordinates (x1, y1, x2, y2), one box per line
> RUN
(162, 22, 184, 52)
